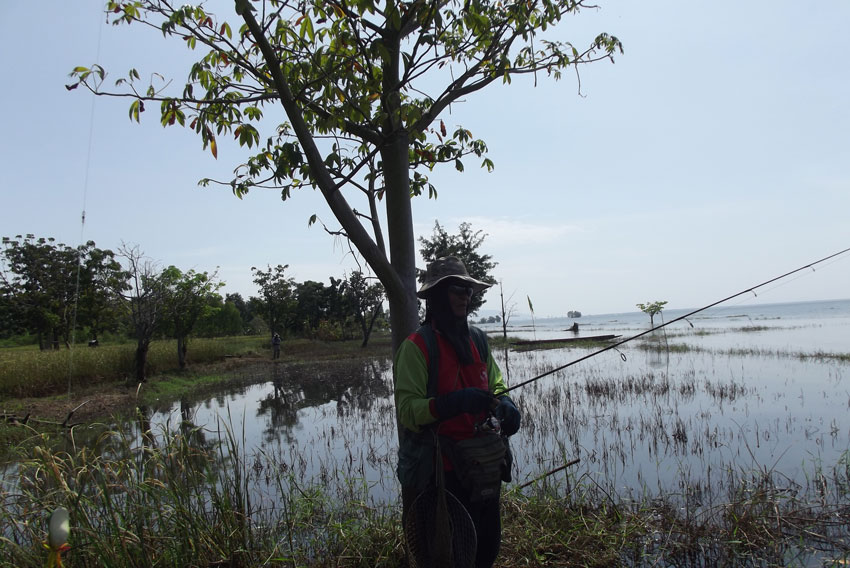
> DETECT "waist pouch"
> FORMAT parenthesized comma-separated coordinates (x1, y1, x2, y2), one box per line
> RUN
(442, 432, 507, 502)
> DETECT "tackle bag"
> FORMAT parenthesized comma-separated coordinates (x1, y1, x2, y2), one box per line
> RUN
(442, 431, 506, 502)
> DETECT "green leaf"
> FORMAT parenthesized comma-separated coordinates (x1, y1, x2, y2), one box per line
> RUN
(128, 99, 142, 122)
(237, 124, 260, 148)
(299, 16, 315, 42)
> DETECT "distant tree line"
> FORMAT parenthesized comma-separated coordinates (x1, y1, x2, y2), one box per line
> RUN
(0, 235, 386, 378)
(2, 221, 498, 375)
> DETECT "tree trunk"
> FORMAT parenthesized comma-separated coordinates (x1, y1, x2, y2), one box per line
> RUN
(381, 37, 419, 357)
(360, 305, 382, 348)
(135, 340, 149, 382)
(177, 335, 187, 369)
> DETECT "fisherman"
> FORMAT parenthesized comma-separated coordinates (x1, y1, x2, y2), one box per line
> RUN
(395, 256, 521, 568)
(272, 332, 281, 359)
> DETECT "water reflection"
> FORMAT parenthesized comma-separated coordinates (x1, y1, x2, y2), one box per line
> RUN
(136, 309, 848, 512)
(129, 357, 399, 503)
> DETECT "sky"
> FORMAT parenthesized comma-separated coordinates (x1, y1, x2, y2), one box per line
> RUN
(1, 1, 848, 318)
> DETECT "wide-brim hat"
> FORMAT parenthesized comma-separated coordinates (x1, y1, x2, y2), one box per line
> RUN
(416, 256, 491, 299)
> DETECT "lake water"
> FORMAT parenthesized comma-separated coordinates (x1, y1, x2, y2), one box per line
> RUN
(485, 298, 850, 504)
(16, 299, 850, 511)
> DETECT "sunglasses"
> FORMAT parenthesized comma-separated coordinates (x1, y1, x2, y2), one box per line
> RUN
(447, 284, 474, 298)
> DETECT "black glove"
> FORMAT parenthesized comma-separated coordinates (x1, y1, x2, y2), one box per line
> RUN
(434, 388, 494, 420)
(495, 395, 521, 436)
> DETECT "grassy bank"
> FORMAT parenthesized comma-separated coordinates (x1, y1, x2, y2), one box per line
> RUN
(2, 424, 848, 567)
(0, 334, 395, 460)
(0, 334, 395, 400)
(0, 336, 265, 399)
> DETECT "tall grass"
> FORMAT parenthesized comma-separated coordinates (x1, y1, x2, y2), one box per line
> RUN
(0, 336, 268, 398)
(0, 416, 404, 567)
(3, 422, 849, 567)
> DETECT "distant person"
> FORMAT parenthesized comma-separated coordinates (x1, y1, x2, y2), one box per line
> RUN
(395, 256, 521, 568)
(272, 332, 281, 359)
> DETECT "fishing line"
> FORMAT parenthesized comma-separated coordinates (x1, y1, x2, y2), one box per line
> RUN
(67, 5, 105, 398)
(498, 246, 850, 396)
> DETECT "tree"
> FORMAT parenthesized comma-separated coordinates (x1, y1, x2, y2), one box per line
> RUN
(225, 292, 251, 331)
(118, 244, 165, 382)
(1, 235, 76, 349)
(197, 294, 245, 336)
(245, 295, 270, 335)
(292, 280, 328, 335)
(252, 264, 296, 338)
(418, 220, 497, 314)
(0, 286, 21, 340)
(70, 0, 622, 357)
(0, 235, 125, 349)
(76, 245, 128, 342)
(636, 300, 668, 328)
(343, 271, 385, 347)
(498, 280, 517, 341)
(160, 266, 223, 368)
(324, 276, 351, 337)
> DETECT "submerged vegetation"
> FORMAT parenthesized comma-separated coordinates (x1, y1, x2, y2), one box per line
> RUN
(635, 338, 850, 362)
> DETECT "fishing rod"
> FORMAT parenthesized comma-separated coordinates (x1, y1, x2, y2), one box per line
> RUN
(498, 246, 850, 396)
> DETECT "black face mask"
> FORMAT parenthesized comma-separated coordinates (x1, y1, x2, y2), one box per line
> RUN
(425, 284, 473, 365)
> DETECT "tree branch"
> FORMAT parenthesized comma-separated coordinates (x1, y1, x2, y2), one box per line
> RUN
(237, 4, 405, 301)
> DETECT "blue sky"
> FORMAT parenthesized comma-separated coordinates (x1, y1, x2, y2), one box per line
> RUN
(2, 1, 848, 317)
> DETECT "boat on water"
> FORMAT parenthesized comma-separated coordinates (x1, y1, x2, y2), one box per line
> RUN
(567, 310, 582, 318)
(511, 334, 620, 346)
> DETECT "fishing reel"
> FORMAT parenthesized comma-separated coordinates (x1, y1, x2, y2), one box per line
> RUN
(475, 411, 502, 434)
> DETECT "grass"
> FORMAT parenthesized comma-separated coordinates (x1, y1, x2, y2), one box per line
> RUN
(634, 340, 850, 362)
(0, 420, 402, 567)
(2, 425, 849, 567)
(0, 336, 265, 399)
(0, 334, 394, 400)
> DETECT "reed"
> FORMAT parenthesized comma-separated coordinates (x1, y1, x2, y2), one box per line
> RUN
(0, 416, 404, 568)
(4, 428, 848, 567)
